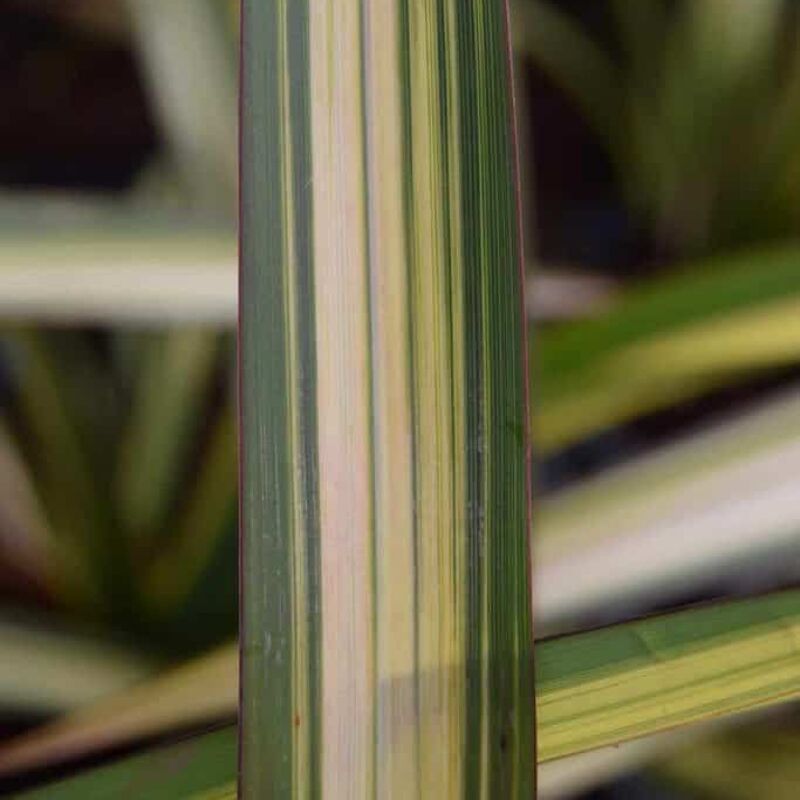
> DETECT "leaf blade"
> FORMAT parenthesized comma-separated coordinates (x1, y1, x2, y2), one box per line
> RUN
(239, 0, 537, 795)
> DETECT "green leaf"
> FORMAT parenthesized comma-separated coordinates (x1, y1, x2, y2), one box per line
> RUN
(246, 0, 536, 796)
(142, 404, 237, 616)
(610, 0, 667, 87)
(5, 332, 116, 609)
(537, 245, 800, 450)
(17, 727, 236, 800)
(536, 589, 800, 760)
(116, 330, 219, 551)
(518, 0, 796, 252)
(0, 422, 53, 596)
(0, 644, 235, 780)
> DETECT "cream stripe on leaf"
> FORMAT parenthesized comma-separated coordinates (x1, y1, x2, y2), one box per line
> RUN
(241, 0, 534, 797)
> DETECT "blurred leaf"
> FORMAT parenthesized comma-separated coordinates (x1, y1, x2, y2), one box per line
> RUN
(127, 0, 238, 213)
(116, 330, 219, 551)
(0, 227, 236, 326)
(686, 0, 782, 80)
(0, 644, 236, 779)
(536, 384, 800, 625)
(518, 0, 799, 253)
(658, 723, 800, 799)
(0, 324, 236, 654)
(17, 727, 236, 800)
(143, 405, 236, 616)
(0, 616, 155, 716)
(513, 0, 624, 153)
(0, 423, 53, 597)
(623, 294, 800, 375)
(537, 245, 800, 450)
(610, 0, 667, 88)
(5, 332, 116, 609)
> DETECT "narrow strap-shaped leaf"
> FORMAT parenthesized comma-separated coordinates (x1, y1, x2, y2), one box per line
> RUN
(536, 589, 800, 760)
(0, 227, 236, 325)
(537, 384, 800, 625)
(0, 645, 237, 782)
(537, 245, 800, 450)
(143, 404, 237, 615)
(127, 0, 238, 211)
(116, 329, 219, 551)
(240, 0, 533, 797)
(5, 332, 115, 609)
